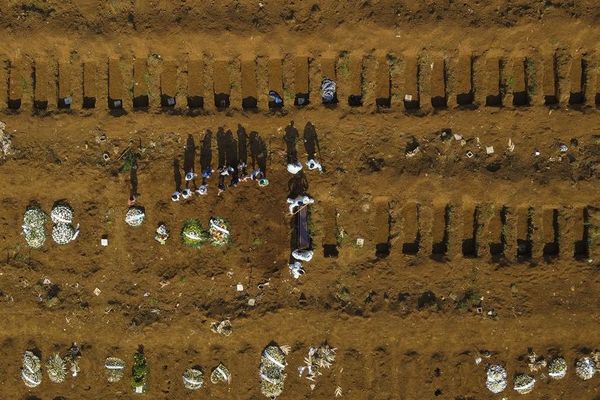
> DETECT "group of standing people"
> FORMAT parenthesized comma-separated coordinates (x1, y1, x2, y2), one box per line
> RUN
(172, 126, 269, 201)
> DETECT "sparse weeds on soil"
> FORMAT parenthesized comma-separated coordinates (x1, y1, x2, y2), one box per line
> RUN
(120, 150, 138, 173)
(456, 287, 481, 311)
(143, 71, 152, 90)
(337, 57, 350, 78)
(283, 88, 294, 102)
(499, 59, 508, 97)
(525, 58, 537, 96)
(336, 225, 349, 247)
(20, 76, 29, 92)
(586, 222, 600, 246)
(335, 284, 351, 303)
(386, 53, 399, 66)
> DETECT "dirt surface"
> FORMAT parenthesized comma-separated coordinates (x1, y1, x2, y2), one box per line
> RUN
(1, 1, 600, 399)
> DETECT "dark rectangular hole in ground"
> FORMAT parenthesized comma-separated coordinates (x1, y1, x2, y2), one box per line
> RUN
(517, 239, 532, 259)
(489, 242, 504, 257)
(543, 209, 559, 258)
(569, 92, 584, 105)
(57, 97, 71, 109)
(403, 99, 420, 110)
(462, 239, 476, 257)
(513, 91, 529, 106)
(575, 208, 589, 259)
(490, 207, 508, 259)
(323, 244, 338, 258)
(108, 98, 122, 109)
(403, 229, 420, 255)
(457, 92, 474, 105)
(376, 97, 390, 109)
(242, 96, 258, 110)
(348, 95, 362, 107)
(595, 93, 600, 106)
(375, 243, 390, 258)
(7, 98, 21, 110)
(161, 94, 176, 107)
(431, 96, 447, 108)
(574, 240, 589, 259)
(402, 241, 419, 255)
(294, 93, 309, 107)
(34, 100, 48, 110)
(544, 95, 558, 106)
(543, 242, 559, 257)
(214, 93, 230, 109)
(432, 206, 451, 256)
(462, 208, 478, 257)
(187, 96, 204, 109)
(431, 242, 446, 255)
(485, 94, 502, 107)
(83, 96, 96, 108)
(133, 95, 149, 108)
(491, 207, 508, 260)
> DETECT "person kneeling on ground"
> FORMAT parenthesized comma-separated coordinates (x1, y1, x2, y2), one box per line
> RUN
(287, 195, 315, 215)
(251, 168, 269, 187)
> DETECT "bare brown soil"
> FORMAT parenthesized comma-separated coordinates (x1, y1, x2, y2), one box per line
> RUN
(1, 2, 600, 399)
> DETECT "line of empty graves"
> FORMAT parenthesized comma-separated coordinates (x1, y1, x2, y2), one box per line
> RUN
(321, 203, 592, 261)
(3, 51, 597, 112)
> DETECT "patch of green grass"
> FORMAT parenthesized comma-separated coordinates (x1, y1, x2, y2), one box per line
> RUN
(336, 226, 349, 247)
(120, 150, 138, 173)
(386, 53, 399, 65)
(507, 76, 515, 89)
(335, 285, 351, 303)
(143, 71, 152, 89)
(525, 58, 537, 96)
(337, 57, 350, 78)
(147, 297, 159, 307)
(586, 223, 600, 246)
(456, 287, 480, 311)
(20, 76, 29, 92)
(284, 88, 294, 101)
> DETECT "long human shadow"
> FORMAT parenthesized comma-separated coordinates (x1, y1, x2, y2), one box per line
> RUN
(173, 158, 182, 192)
(237, 124, 248, 172)
(225, 129, 238, 170)
(216, 127, 227, 171)
(250, 131, 268, 175)
(200, 130, 212, 176)
(183, 134, 196, 175)
(283, 121, 298, 164)
(225, 129, 239, 185)
(303, 121, 320, 161)
(287, 170, 308, 198)
(129, 155, 139, 201)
